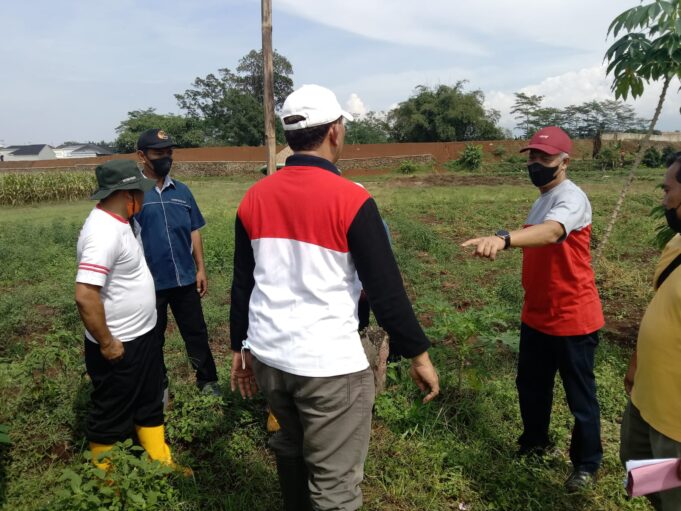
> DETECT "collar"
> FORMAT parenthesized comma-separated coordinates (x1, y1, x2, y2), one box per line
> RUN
(284, 154, 340, 176)
(156, 174, 175, 193)
(96, 203, 128, 224)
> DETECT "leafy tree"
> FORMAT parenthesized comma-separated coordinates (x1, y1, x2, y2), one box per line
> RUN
(598, 0, 681, 258)
(235, 49, 294, 109)
(114, 108, 205, 153)
(510, 93, 544, 138)
(175, 49, 294, 146)
(388, 82, 503, 142)
(345, 112, 390, 144)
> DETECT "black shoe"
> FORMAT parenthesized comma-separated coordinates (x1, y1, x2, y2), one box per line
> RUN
(516, 441, 556, 458)
(200, 381, 221, 397)
(565, 470, 596, 493)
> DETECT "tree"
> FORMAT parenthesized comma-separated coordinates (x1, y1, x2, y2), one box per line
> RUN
(510, 93, 544, 138)
(388, 82, 503, 143)
(174, 49, 294, 146)
(345, 112, 390, 144)
(114, 108, 205, 153)
(235, 49, 293, 109)
(597, 0, 681, 259)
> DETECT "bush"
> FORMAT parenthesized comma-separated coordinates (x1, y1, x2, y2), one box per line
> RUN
(642, 146, 662, 168)
(505, 154, 526, 165)
(595, 144, 621, 170)
(50, 441, 180, 511)
(396, 160, 419, 174)
(662, 145, 679, 166)
(456, 144, 483, 170)
(491, 146, 506, 158)
(395, 160, 433, 174)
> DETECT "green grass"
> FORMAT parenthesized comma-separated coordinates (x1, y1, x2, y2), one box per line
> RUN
(0, 168, 665, 510)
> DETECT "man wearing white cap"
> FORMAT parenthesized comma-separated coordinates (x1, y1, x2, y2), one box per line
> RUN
(229, 84, 440, 510)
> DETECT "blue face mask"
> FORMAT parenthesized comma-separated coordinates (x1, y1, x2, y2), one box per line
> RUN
(527, 162, 558, 187)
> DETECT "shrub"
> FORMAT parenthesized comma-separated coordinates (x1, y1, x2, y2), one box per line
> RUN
(595, 144, 620, 170)
(397, 160, 430, 174)
(662, 145, 678, 166)
(491, 146, 506, 158)
(642, 146, 662, 168)
(456, 144, 483, 170)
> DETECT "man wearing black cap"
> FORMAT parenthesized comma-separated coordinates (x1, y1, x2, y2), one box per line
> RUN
(462, 126, 604, 492)
(135, 129, 219, 399)
(75, 159, 186, 472)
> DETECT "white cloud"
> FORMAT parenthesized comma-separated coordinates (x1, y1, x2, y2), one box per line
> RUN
(345, 93, 367, 117)
(275, 0, 635, 57)
(485, 66, 681, 133)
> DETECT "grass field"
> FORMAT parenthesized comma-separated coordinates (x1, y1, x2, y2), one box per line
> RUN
(0, 166, 665, 510)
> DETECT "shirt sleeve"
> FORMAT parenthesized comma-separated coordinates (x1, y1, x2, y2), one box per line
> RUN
(188, 190, 206, 231)
(347, 198, 430, 358)
(544, 191, 589, 237)
(76, 229, 119, 286)
(230, 214, 256, 351)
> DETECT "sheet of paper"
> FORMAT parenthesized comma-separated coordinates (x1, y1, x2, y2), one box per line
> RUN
(626, 458, 681, 498)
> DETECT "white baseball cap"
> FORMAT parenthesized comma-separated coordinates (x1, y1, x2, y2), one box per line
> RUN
(280, 84, 354, 131)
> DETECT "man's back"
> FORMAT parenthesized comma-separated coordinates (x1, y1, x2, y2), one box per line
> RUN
(237, 161, 371, 377)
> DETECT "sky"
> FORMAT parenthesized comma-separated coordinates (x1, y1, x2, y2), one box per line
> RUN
(1, 0, 679, 146)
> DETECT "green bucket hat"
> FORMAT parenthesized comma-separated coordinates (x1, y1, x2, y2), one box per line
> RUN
(91, 159, 155, 200)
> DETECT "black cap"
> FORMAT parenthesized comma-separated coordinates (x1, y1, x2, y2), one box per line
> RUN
(136, 129, 176, 151)
(90, 159, 155, 200)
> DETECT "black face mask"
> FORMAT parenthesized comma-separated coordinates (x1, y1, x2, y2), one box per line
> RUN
(150, 156, 173, 177)
(665, 205, 681, 233)
(527, 162, 559, 188)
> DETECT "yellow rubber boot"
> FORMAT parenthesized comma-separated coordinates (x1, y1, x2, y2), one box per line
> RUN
(89, 442, 114, 471)
(267, 410, 281, 433)
(135, 425, 192, 477)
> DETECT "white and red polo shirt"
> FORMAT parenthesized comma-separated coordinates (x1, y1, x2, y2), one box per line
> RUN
(230, 154, 430, 377)
(76, 205, 157, 343)
(521, 179, 604, 336)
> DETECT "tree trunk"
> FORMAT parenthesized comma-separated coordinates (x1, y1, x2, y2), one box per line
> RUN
(261, 0, 276, 176)
(594, 74, 671, 262)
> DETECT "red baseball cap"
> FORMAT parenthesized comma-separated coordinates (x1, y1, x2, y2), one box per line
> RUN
(520, 126, 572, 155)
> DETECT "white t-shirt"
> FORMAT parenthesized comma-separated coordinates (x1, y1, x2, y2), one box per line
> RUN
(525, 179, 591, 235)
(76, 206, 157, 343)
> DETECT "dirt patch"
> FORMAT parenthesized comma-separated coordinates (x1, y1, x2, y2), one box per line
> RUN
(387, 174, 527, 188)
(343, 167, 392, 177)
(603, 317, 640, 348)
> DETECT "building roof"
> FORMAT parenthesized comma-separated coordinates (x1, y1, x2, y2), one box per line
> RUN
(72, 144, 113, 155)
(9, 144, 51, 156)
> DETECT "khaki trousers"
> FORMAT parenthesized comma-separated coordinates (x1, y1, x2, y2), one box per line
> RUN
(620, 400, 681, 511)
(252, 357, 375, 511)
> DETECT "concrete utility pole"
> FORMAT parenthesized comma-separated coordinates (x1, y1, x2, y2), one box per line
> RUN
(262, 0, 276, 175)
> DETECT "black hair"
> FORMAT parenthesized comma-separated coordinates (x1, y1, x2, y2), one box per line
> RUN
(666, 151, 681, 183)
(283, 116, 342, 151)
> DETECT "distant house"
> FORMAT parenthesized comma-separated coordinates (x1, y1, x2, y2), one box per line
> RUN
(53, 143, 114, 159)
(1, 144, 57, 161)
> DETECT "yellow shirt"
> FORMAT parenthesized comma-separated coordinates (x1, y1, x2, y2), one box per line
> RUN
(632, 234, 681, 441)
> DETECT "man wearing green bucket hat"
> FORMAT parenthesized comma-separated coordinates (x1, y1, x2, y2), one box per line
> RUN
(75, 159, 189, 474)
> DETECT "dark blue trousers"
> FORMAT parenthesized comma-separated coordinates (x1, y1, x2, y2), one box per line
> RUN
(516, 323, 603, 473)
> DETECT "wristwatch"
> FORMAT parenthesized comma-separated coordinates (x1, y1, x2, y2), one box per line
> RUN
(495, 229, 511, 250)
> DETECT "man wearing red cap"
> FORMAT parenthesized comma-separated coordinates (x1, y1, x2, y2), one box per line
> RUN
(462, 126, 604, 492)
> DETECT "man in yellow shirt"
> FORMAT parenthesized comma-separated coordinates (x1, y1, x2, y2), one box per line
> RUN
(620, 152, 681, 510)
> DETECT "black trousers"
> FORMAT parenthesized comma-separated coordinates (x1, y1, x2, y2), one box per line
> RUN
(516, 323, 603, 473)
(156, 283, 217, 387)
(84, 329, 164, 444)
